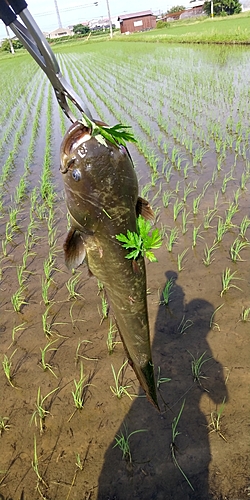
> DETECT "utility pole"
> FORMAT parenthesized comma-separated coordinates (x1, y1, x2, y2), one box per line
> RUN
(211, 0, 214, 17)
(54, 0, 63, 28)
(5, 26, 14, 54)
(106, 0, 113, 38)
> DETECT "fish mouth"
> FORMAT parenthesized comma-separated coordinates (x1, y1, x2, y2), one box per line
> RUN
(60, 121, 91, 173)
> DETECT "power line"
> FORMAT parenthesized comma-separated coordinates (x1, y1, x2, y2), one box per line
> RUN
(34, 3, 97, 17)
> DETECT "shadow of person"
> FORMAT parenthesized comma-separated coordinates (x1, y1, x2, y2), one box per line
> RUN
(97, 270, 228, 500)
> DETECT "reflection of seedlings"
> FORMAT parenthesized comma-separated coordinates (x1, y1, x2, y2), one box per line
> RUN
(66, 273, 83, 300)
(113, 424, 147, 463)
(40, 339, 58, 378)
(2, 349, 17, 387)
(32, 434, 48, 494)
(11, 285, 27, 312)
(156, 366, 171, 389)
(171, 399, 194, 491)
(110, 361, 133, 400)
(159, 277, 174, 306)
(209, 303, 224, 331)
(166, 227, 179, 252)
(202, 242, 218, 266)
(0, 416, 10, 436)
(192, 224, 203, 248)
(30, 386, 59, 434)
(230, 237, 250, 262)
(178, 315, 193, 334)
(106, 319, 119, 355)
(208, 397, 227, 442)
(188, 350, 211, 387)
(221, 268, 242, 297)
(177, 248, 188, 272)
(240, 307, 250, 322)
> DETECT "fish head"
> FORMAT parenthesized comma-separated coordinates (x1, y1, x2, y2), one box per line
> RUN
(60, 121, 138, 234)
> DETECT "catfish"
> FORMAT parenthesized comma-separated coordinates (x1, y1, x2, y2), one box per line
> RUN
(60, 121, 159, 409)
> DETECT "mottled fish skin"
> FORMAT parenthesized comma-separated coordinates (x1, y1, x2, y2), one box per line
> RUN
(60, 121, 159, 410)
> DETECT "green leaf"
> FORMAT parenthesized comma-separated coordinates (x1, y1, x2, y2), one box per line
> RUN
(80, 115, 137, 147)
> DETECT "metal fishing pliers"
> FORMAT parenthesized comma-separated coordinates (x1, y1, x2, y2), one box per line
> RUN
(0, 0, 92, 122)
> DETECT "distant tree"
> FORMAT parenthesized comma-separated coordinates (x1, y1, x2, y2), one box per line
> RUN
(1, 38, 23, 51)
(73, 24, 90, 35)
(203, 0, 242, 15)
(167, 5, 185, 13)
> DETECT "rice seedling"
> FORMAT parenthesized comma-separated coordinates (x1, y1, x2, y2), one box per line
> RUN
(30, 386, 59, 434)
(192, 193, 202, 216)
(159, 277, 174, 306)
(2, 350, 17, 388)
(202, 242, 218, 266)
(177, 248, 188, 272)
(239, 215, 250, 239)
(31, 434, 48, 493)
(178, 315, 193, 334)
(164, 164, 173, 183)
(188, 351, 211, 388)
(171, 400, 194, 491)
(0, 416, 10, 436)
(1, 239, 8, 257)
(182, 183, 195, 203)
(71, 362, 92, 410)
(203, 208, 217, 230)
(229, 237, 250, 262)
(66, 273, 83, 300)
(225, 202, 238, 227)
(192, 224, 203, 249)
(208, 398, 227, 441)
(140, 182, 151, 199)
(209, 303, 224, 331)
(113, 424, 147, 463)
(40, 339, 58, 378)
(97, 280, 104, 294)
(156, 366, 171, 389)
(99, 293, 109, 324)
(41, 277, 53, 306)
(240, 306, 250, 322)
(106, 319, 119, 354)
(221, 171, 235, 194)
(41, 304, 55, 337)
(11, 322, 26, 343)
(74, 339, 97, 364)
(215, 217, 228, 243)
(220, 268, 242, 297)
(173, 200, 184, 221)
(110, 360, 133, 400)
(240, 170, 250, 190)
(166, 227, 179, 252)
(162, 189, 175, 208)
(181, 209, 190, 235)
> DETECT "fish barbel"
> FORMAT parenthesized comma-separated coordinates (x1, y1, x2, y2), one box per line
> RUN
(60, 121, 159, 409)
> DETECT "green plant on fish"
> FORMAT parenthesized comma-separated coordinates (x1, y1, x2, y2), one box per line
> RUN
(81, 115, 137, 147)
(116, 215, 162, 263)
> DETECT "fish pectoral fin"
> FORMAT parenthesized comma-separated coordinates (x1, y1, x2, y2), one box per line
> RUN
(63, 228, 86, 270)
(136, 196, 155, 221)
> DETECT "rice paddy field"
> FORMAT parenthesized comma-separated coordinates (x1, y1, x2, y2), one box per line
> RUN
(0, 41, 249, 500)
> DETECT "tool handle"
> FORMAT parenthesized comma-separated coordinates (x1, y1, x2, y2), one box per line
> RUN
(6, 0, 27, 15)
(0, 1, 16, 25)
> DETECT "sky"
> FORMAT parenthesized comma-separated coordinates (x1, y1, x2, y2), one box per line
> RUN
(0, 0, 190, 39)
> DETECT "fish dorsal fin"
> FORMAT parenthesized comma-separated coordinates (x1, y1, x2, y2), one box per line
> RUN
(63, 229, 86, 270)
(136, 196, 155, 221)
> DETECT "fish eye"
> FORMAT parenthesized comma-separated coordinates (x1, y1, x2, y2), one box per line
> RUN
(72, 169, 81, 181)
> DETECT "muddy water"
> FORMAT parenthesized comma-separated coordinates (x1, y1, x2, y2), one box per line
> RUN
(0, 43, 249, 500)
